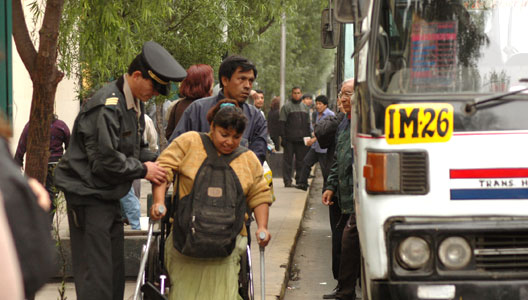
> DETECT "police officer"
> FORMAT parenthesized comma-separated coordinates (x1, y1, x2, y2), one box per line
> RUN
(54, 41, 186, 300)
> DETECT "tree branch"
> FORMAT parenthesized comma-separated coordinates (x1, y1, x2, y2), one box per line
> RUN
(12, 0, 38, 76)
(257, 16, 275, 35)
(167, 6, 198, 32)
(233, 16, 276, 53)
(36, 0, 65, 82)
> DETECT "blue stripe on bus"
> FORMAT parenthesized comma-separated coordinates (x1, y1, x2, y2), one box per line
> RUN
(450, 188, 528, 200)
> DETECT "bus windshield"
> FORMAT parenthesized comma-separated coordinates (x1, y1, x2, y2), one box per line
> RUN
(377, 0, 528, 95)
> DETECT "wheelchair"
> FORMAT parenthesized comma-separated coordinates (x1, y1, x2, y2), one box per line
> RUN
(133, 194, 255, 300)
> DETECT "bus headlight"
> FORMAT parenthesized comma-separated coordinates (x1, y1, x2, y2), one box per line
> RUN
(397, 236, 431, 270)
(438, 237, 472, 270)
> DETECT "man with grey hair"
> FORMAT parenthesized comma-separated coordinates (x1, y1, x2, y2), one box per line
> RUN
(321, 79, 359, 300)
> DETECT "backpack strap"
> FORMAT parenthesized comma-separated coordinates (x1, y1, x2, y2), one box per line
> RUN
(198, 132, 248, 164)
(199, 132, 219, 158)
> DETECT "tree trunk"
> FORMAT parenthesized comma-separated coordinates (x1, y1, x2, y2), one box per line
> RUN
(12, 0, 65, 184)
(25, 75, 61, 181)
(155, 103, 168, 151)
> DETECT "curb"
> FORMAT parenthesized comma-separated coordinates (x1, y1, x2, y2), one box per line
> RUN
(278, 178, 313, 299)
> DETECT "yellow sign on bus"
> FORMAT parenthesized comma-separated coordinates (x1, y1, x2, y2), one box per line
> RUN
(385, 103, 454, 144)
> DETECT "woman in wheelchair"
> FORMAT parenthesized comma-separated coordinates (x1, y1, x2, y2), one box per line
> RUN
(150, 99, 272, 300)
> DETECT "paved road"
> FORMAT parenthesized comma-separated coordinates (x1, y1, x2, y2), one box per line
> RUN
(283, 167, 337, 300)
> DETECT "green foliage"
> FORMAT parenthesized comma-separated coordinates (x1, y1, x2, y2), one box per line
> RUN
(56, 0, 301, 102)
(49, 0, 333, 106)
(241, 0, 335, 105)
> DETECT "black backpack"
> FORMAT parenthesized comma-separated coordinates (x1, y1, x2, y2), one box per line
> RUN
(172, 133, 248, 258)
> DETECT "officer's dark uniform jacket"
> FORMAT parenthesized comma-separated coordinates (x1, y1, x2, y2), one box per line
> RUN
(55, 75, 157, 202)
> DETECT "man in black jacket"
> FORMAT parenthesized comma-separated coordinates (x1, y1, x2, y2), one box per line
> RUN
(279, 87, 311, 187)
(55, 41, 186, 300)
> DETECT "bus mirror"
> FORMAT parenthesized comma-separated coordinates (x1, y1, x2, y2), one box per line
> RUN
(334, 0, 369, 23)
(321, 8, 340, 49)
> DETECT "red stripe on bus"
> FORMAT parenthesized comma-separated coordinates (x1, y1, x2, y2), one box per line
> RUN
(450, 169, 528, 179)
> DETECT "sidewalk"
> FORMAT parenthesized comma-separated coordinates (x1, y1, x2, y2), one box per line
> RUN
(250, 179, 311, 300)
(36, 176, 312, 300)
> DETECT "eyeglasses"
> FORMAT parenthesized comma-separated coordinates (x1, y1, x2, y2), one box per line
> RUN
(338, 91, 354, 100)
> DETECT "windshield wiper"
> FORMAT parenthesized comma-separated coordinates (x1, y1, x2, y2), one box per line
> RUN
(465, 78, 528, 113)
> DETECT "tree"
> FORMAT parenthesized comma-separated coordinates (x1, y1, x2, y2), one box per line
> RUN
(241, 0, 335, 110)
(12, 0, 65, 183)
(63, 0, 299, 149)
(14, 0, 301, 180)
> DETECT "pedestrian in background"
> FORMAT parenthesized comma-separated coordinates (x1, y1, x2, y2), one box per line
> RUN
(121, 112, 159, 230)
(169, 55, 268, 164)
(295, 95, 335, 191)
(267, 96, 281, 151)
(14, 114, 70, 223)
(165, 64, 214, 140)
(151, 99, 272, 300)
(54, 41, 186, 300)
(251, 89, 275, 152)
(301, 93, 316, 126)
(279, 87, 311, 187)
(252, 89, 265, 118)
(321, 79, 359, 300)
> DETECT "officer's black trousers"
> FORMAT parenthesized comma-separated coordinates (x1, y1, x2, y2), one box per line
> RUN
(66, 197, 125, 300)
(282, 140, 309, 185)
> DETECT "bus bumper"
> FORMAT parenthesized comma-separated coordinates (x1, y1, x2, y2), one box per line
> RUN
(371, 280, 528, 300)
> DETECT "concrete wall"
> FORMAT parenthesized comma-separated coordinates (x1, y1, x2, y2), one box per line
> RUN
(10, 3, 79, 157)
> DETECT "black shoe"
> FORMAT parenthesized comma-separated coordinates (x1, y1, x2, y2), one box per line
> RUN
(284, 182, 293, 188)
(323, 286, 340, 299)
(295, 183, 308, 191)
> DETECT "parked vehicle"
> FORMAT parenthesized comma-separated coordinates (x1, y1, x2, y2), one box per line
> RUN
(326, 0, 528, 299)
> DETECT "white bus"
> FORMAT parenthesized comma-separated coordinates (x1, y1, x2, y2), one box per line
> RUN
(329, 0, 528, 299)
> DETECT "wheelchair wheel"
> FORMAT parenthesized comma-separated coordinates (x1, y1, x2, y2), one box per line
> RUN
(238, 248, 250, 300)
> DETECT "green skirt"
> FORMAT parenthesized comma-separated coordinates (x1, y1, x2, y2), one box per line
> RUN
(165, 233, 247, 300)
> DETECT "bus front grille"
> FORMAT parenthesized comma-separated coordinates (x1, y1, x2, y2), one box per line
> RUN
(401, 151, 428, 194)
(474, 232, 528, 272)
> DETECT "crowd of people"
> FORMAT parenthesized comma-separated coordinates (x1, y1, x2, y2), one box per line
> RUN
(2, 40, 359, 300)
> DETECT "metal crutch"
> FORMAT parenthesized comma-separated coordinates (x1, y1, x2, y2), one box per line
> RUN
(259, 232, 266, 300)
(133, 206, 165, 300)
(247, 244, 255, 300)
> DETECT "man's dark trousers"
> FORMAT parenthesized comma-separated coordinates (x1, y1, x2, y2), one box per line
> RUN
(67, 196, 125, 300)
(336, 214, 361, 300)
(330, 204, 347, 280)
(282, 139, 308, 185)
(297, 148, 331, 186)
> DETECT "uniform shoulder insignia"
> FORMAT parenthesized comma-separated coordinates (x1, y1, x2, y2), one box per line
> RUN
(105, 97, 119, 106)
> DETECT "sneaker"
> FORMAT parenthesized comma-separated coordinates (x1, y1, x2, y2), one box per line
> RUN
(295, 183, 308, 191)
(284, 182, 293, 188)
